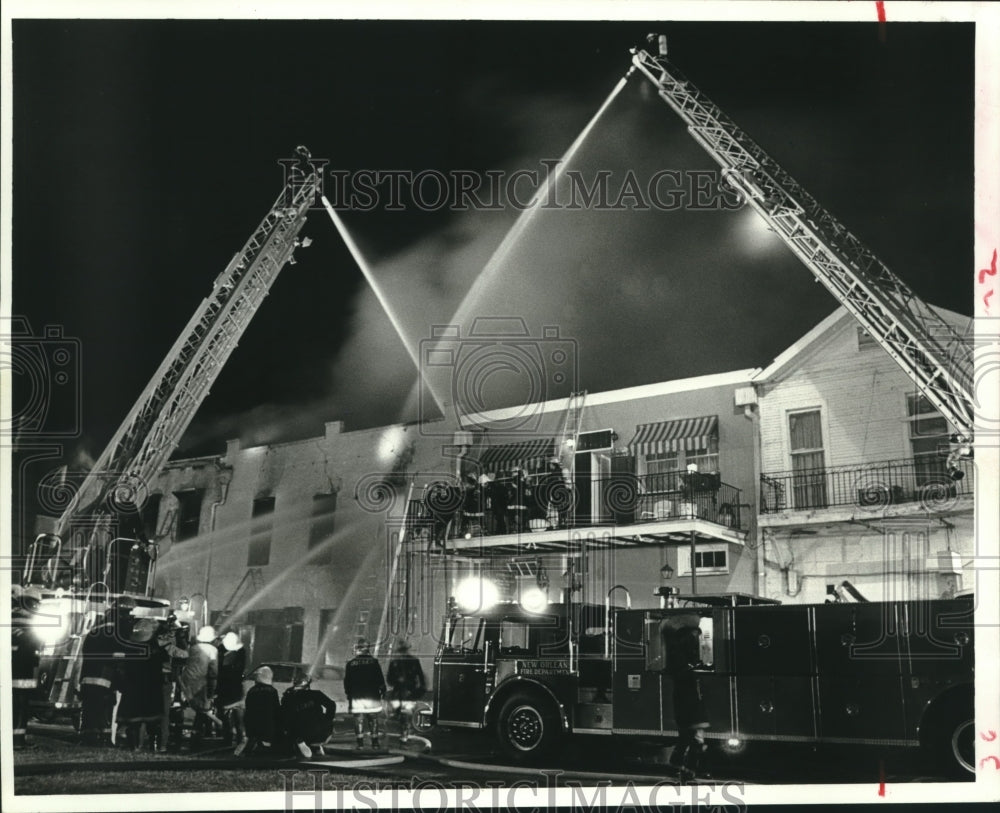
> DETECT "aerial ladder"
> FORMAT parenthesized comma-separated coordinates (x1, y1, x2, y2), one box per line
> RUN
(630, 36, 976, 453)
(22, 147, 322, 714)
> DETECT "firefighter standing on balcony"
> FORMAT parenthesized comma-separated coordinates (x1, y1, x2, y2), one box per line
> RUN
(344, 638, 386, 750)
(11, 586, 42, 749)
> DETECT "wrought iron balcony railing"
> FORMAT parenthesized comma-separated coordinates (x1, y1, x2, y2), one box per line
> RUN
(760, 456, 975, 514)
(404, 470, 744, 543)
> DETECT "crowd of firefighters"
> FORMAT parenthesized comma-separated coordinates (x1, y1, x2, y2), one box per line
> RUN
(423, 460, 574, 541)
(11, 585, 427, 758)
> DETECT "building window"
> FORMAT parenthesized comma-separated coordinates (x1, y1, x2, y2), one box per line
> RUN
(789, 409, 827, 508)
(318, 607, 338, 662)
(174, 489, 204, 542)
(906, 394, 950, 485)
(644, 451, 679, 491)
(857, 326, 879, 351)
(309, 493, 337, 564)
(142, 493, 163, 540)
(686, 439, 720, 474)
(678, 543, 729, 575)
(248, 496, 275, 567)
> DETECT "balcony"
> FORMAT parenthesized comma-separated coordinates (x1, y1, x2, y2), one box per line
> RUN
(760, 457, 975, 515)
(404, 470, 745, 555)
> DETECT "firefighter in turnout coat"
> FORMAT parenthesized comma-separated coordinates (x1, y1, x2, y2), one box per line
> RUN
(281, 672, 337, 758)
(344, 638, 386, 749)
(662, 615, 710, 776)
(79, 613, 120, 745)
(11, 586, 42, 748)
(386, 640, 426, 743)
(116, 617, 167, 750)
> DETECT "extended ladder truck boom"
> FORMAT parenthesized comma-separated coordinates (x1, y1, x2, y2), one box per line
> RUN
(22, 148, 321, 716)
(630, 36, 976, 446)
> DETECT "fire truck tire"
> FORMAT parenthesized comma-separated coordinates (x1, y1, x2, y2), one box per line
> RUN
(946, 718, 975, 776)
(921, 693, 974, 777)
(496, 692, 561, 763)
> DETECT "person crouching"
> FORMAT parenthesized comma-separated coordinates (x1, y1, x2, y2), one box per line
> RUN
(240, 665, 281, 756)
(281, 671, 337, 758)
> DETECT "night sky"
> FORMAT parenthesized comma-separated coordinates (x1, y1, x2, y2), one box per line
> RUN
(11, 19, 974, 465)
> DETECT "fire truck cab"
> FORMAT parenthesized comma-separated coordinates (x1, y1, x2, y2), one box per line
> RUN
(432, 591, 974, 774)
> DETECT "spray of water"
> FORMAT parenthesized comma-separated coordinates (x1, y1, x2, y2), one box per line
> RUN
(322, 196, 447, 416)
(402, 74, 631, 417)
(309, 537, 385, 675)
(216, 517, 363, 634)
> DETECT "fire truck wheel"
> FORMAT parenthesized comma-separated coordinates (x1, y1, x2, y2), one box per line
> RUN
(921, 692, 974, 777)
(945, 717, 975, 776)
(496, 692, 561, 762)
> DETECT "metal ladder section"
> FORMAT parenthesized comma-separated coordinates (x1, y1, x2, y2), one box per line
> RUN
(370, 481, 424, 656)
(558, 390, 588, 472)
(630, 47, 974, 440)
(53, 165, 321, 542)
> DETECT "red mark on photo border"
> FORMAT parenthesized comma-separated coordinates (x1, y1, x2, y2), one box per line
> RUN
(982, 730, 998, 742)
(878, 759, 885, 796)
(876, 2, 887, 43)
(980, 249, 997, 312)
(981, 755, 1000, 770)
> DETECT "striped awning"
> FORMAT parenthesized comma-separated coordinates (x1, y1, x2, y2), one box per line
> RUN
(628, 416, 718, 456)
(476, 438, 555, 471)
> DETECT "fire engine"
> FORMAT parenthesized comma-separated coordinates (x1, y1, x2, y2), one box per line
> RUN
(432, 586, 974, 775)
(19, 148, 322, 720)
(415, 32, 980, 779)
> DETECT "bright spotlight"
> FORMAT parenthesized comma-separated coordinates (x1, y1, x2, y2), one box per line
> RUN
(733, 208, 783, 258)
(722, 736, 746, 754)
(454, 577, 499, 614)
(519, 587, 548, 614)
(33, 600, 71, 646)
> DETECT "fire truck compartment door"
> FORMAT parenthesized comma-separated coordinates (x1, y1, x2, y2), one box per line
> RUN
(436, 657, 490, 726)
(662, 672, 730, 735)
(612, 656, 662, 732)
(734, 675, 814, 738)
(817, 675, 907, 741)
(733, 606, 811, 675)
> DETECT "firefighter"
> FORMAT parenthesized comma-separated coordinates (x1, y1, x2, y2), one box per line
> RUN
(179, 624, 222, 742)
(485, 473, 508, 535)
(78, 612, 119, 746)
(507, 468, 531, 533)
(154, 613, 188, 752)
(386, 640, 426, 743)
(11, 585, 42, 749)
(116, 617, 166, 751)
(663, 617, 710, 777)
(240, 665, 281, 756)
(281, 671, 337, 758)
(461, 474, 485, 537)
(344, 638, 386, 750)
(216, 632, 247, 748)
